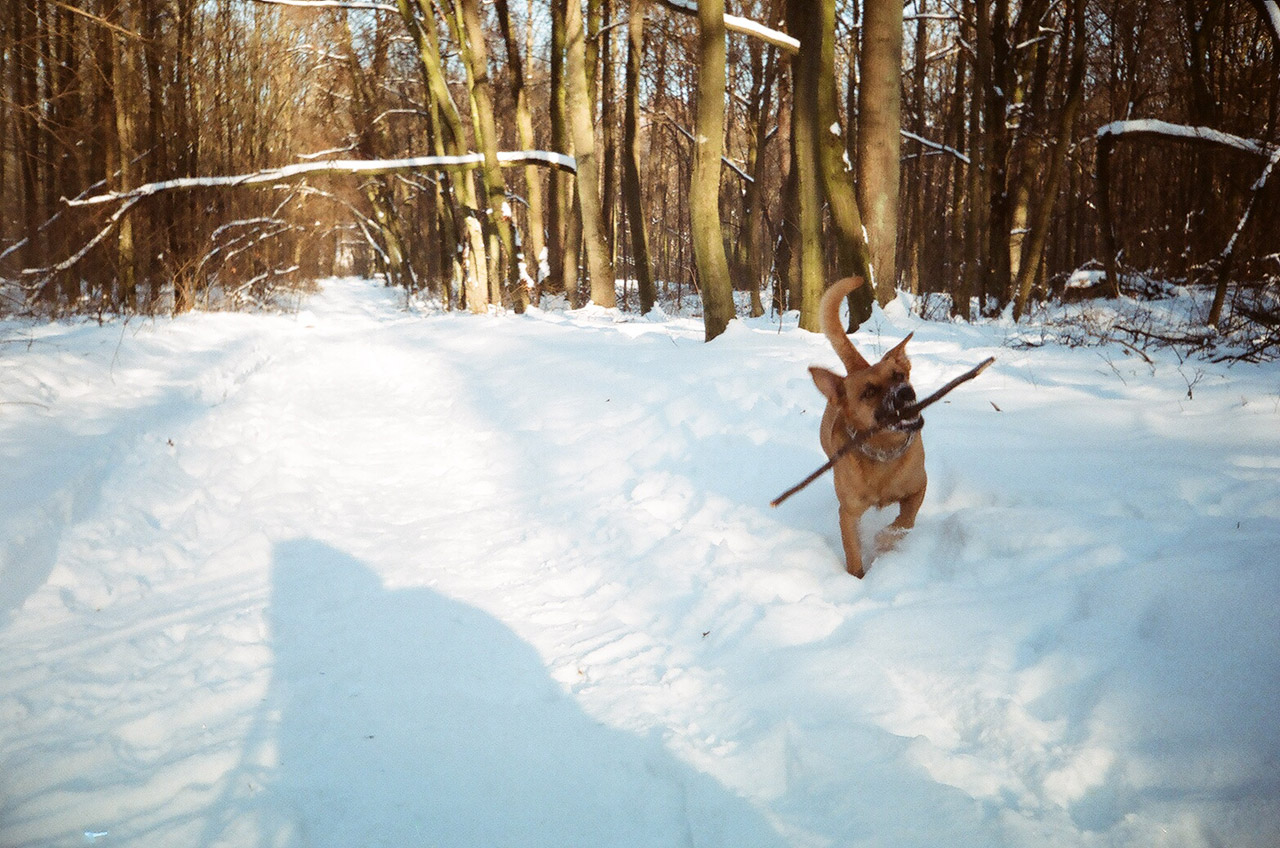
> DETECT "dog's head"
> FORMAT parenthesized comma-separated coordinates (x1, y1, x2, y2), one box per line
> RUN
(809, 333, 923, 434)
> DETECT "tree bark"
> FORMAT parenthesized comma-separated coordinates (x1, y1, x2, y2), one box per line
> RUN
(496, 0, 547, 292)
(15, 0, 42, 275)
(964, 0, 990, 317)
(739, 25, 780, 318)
(622, 0, 656, 314)
(599, 0, 619, 260)
(1012, 0, 1086, 319)
(547, 0, 575, 299)
(858, 0, 904, 304)
(691, 0, 735, 340)
(787, 0, 828, 332)
(1095, 132, 1122, 301)
(397, 0, 489, 312)
(565, 0, 616, 306)
(903, 1, 929, 296)
(790, 0, 874, 330)
(111, 0, 140, 310)
(815, 0, 873, 329)
(986, 0, 1013, 308)
(457, 0, 526, 311)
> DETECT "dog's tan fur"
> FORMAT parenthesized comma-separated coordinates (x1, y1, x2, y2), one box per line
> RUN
(809, 276, 926, 578)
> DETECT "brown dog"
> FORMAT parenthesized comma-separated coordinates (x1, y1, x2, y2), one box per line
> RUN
(808, 276, 926, 577)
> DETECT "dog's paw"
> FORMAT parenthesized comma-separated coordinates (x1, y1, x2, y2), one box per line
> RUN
(874, 525, 909, 555)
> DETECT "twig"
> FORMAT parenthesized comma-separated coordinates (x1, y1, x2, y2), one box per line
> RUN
(771, 357, 995, 508)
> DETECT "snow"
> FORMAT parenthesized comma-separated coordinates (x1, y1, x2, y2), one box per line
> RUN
(2, 277, 1279, 847)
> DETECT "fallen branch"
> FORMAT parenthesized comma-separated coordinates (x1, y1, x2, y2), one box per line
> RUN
(771, 357, 995, 508)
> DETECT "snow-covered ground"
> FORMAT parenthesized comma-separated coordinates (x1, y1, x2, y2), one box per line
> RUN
(2, 277, 1278, 848)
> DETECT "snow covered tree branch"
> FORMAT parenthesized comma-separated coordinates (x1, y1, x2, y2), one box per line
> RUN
(251, 0, 399, 12)
(654, 0, 799, 54)
(900, 129, 970, 164)
(67, 153, 578, 209)
(1096, 120, 1279, 160)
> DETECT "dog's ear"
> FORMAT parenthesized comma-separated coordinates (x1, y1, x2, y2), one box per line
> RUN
(809, 366, 846, 403)
(886, 332, 914, 358)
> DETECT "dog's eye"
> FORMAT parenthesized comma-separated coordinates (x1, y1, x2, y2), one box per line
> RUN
(861, 385, 880, 400)
(892, 371, 905, 383)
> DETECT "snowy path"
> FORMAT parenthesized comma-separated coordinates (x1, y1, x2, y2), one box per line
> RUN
(2, 278, 1278, 847)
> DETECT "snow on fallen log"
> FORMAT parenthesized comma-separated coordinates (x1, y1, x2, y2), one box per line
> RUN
(68, 152, 577, 208)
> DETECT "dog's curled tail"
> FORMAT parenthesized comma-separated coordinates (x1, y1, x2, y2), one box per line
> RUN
(820, 276, 871, 372)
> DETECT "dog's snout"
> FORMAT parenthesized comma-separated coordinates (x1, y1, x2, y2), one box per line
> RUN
(889, 383, 916, 408)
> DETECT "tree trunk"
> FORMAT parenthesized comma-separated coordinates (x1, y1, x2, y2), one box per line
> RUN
(904, 2, 929, 296)
(398, 0, 489, 312)
(1096, 133, 1122, 300)
(0, 2, 8, 258)
(547, 0, 572, 298)
(48, 1, 79, 305)
(691, 0, 735, 340)
(622, 0, 656, 314)
(565, 0, 616, 307)
(496, 0, 547, 291)
(111, 0, 140, 311)
(986, 0, 1013, 309)
(740, 28, 779, 318)
(787, 0, 828, 332)
(457, 0, 526, 311)
(1012, 0, 1086, 319)
(858, 0, 904, 304)
(15, 0, 42, 276)
(965, 0, 991, 317)
(599, 0, 618, 260)
(793, 0, 874, 330)
(172, 0, 200, 313)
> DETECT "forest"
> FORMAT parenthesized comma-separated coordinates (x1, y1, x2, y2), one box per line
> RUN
(1, 0, 1278, 344)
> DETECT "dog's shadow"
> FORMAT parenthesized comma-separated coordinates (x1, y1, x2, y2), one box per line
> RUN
(203, 539, 788, 847)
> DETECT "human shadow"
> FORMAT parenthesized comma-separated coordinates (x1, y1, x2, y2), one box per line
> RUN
(226, 539, 787, 848)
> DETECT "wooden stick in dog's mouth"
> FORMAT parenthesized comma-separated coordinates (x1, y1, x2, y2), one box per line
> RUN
(770, 357, 995, 509)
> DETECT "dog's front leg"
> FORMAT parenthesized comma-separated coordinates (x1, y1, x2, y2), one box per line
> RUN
(839, 503, 867, 578)
(876, 484, 927, 555)
(891, 484, 926, 531)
